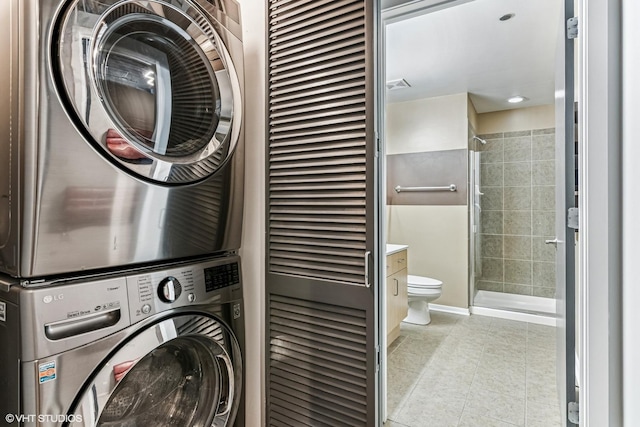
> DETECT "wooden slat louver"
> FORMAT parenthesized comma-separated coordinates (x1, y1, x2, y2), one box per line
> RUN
(267, 0, 376, 424)
(268, 0, 369, 284)
(269, 295, 368, 426)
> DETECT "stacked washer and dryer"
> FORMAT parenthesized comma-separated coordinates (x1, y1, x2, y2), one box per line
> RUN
(0, 0, 245, 425)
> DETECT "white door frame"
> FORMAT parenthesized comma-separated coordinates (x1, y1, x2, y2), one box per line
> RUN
(378, 0, 626, 425)
(622, 1, 640, 426)
(578, 0, 623, 425)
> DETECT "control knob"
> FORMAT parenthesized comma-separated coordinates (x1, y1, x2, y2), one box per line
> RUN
(158, 276, 182, 303)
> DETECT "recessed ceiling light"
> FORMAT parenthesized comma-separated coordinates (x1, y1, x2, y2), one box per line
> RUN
(507, 95, 527, 103)
(499, 13, 516, 21)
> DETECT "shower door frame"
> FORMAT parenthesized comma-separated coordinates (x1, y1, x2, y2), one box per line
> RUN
(468, 148, 481, 308)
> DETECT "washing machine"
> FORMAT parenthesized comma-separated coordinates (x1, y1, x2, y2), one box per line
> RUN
(0, 0, 244, 278)
(0, 255, 245, 426)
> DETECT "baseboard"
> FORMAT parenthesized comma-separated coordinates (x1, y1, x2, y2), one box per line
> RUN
(429, 303, 470, 316)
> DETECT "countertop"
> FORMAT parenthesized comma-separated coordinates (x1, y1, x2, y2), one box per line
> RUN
(386, 244, 408, 255)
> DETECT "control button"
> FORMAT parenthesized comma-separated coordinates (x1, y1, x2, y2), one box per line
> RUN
(188, 293, 196, 303)
(158, 276, 182, 303)
(141, 304, 152, 314)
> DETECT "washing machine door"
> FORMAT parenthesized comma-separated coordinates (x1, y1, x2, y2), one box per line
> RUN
(54, 0, 242, 184)
(68, 313, 242, 426)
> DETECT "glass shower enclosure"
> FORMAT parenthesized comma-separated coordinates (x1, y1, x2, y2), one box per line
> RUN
(469, 130, 558, 318)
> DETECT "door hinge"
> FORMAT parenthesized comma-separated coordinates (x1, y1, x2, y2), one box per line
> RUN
(375, 131, 381, 157)
(568, 207, 579, 229)
(568, 401, 579, 424)
(375, 345, 381, 373)
(567, 17, 579, 39)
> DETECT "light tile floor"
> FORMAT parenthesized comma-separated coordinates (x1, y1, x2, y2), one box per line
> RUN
(385, 312, 562, 427)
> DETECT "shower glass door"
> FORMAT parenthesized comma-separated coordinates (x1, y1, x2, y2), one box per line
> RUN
(470, 125, 560, 317)
(469, 147, 482, 305)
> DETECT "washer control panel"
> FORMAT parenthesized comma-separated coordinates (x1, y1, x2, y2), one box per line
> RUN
(126, 256, 241, 322)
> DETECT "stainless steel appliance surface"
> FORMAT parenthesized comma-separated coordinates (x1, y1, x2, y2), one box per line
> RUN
(0, 0, 245, 278)
(0, 255, 245, 426)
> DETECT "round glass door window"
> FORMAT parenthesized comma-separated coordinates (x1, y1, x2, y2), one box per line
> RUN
(54, 0, 242, 184)
(98, 335, 223, 426)
(69, 314, 241, 426)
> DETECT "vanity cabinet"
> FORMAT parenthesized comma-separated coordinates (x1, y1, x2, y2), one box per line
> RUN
(386, 249, 408, 346)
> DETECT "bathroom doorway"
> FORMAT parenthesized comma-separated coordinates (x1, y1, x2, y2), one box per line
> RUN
(379, 0, 577, 425)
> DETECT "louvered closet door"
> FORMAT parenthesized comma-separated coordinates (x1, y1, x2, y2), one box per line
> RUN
(266, 0, 378, 426)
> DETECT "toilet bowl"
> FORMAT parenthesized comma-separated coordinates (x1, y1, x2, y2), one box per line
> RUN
(403, 275, 443, 325)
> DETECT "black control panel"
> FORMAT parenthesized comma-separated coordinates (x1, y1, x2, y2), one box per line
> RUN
(204, 262, 240, 292)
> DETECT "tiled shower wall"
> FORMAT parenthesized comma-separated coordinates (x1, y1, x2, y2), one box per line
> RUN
(475, 128, 557, 298)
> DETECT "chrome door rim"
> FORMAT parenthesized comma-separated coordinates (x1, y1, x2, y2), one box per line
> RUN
(96, 335, 224, 426)
(66, 312, 242, 427)
(54, 0, 242, 184)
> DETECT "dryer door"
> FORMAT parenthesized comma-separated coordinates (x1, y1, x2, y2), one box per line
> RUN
(68, 313, 242, 426)
(54, 0, 242, 184)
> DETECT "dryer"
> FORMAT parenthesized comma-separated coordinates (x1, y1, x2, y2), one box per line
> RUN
(0, 255, 245, 426)
(0, 0, 244, 278)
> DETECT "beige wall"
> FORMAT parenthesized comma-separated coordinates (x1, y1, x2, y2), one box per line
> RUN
(386, 93, 469, 154)
(387, 206, 469, 308)
(477, 104, 555, 134)
(240, 2, 265, 425)
(385, 93, 470, 309)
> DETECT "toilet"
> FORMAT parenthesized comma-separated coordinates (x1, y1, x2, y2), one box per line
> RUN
(403, 275, 443, 325)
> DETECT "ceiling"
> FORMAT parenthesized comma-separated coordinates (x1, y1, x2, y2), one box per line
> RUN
(385, 0, 564, 113)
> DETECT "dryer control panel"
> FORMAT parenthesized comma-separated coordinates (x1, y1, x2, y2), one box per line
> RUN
(126, 256, 242, 323)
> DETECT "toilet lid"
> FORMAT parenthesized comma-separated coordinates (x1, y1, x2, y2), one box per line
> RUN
(407, 275, 443, 289)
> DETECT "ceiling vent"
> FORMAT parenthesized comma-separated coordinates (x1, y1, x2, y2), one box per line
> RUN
(386, 78, 411, 90)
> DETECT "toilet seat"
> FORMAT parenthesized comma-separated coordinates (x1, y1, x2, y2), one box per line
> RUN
(407, 275, 443, 288)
